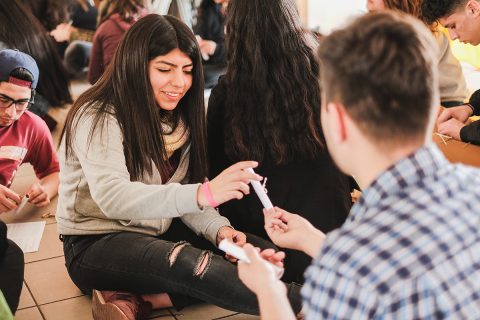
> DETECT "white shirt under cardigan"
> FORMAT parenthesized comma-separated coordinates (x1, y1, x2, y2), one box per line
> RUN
(56, 109, 230, 245)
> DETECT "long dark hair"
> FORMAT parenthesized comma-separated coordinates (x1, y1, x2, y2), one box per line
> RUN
(223, 0, 324, 165)
(0, 0, 72, 106)
(62, 14, 207, 182)
(21, 0, 92, 29)
(98, 0, 145, 26)
(20, 0, 70, 31)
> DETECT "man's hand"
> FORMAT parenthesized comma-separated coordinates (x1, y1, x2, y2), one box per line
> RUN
(437, 105, 472, 126)
(238, 244, 297, 320)
(264, 207, 326, 257)
(216, 226, 247, 262)
(238, 244, 286, 296)
(0, 185, 20, 213)
(437, 118, 465, 141)
(27, 182, 50, 207)
(259, 247, 285, 268)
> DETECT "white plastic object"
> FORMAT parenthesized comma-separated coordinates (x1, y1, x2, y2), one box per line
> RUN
(219, 239, 284, 279)
(13, 195, 29, 214)
(245, 168, 273, 209)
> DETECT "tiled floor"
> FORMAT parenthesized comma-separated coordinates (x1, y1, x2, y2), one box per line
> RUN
(2, 79, 259, 320)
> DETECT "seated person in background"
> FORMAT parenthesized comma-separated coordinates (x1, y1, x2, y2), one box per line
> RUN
(0, 50, 59, 314)
(237, 11, 480, 319)
(50, 0, 98, 78)
(207, 0, 351, 284)
(0, 0, 72, 130)
(88, 0, 147, 84)
(193, 0, 227, 88)
(0, 49, 60, 213)
(423, 0, 480, 145)
(57, 15, 302, 320)
(367, 0, 469, 107)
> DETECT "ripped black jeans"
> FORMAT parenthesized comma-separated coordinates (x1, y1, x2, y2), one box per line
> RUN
(61, 219, 303, 315)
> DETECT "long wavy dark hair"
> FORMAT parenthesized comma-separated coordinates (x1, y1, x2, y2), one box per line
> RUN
(383, 0, 422, 18)
(62, 14, 207, 182)
(0, 0, 72, 106)
(20, 0, 92, 29)
(381, 1, 435, 30)
(223, 0, 324, 165)
(98, 0, 145, 26)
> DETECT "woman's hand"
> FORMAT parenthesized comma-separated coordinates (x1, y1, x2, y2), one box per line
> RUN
(216, 226, 247, 262)
(197, 161, 261, 207)
(238, 244, 286, 296)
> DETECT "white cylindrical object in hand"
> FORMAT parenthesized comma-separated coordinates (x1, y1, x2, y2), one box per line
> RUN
(13, 195, 29, 214)
(219, 239, 284, 279)
(245, 168, 273, 209)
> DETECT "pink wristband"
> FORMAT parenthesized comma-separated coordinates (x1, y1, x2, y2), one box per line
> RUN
(201, 181, 220, 207)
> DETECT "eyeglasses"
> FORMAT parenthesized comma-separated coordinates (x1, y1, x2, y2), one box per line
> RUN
(0, 93, 33, 112)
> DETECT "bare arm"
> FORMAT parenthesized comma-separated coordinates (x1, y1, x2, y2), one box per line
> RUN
(238, 244, 296, 320)
(256, 287, 296, 320)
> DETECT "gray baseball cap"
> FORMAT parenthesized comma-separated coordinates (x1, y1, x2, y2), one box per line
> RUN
(0, 49, 39, 89)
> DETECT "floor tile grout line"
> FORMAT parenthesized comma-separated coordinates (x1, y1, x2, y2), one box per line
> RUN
(35, 293, 86, 307)
(24, 254, 65, 265)
(21, 280, 47, 319)
(213, 312, 241, 320)
(169, 308, 180, 320)
(16, 280, 36, 311)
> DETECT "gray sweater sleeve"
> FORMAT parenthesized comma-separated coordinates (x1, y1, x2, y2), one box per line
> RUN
(71, 111, 230, 242)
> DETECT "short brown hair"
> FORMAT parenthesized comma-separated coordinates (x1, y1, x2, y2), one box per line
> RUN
(421, 0, 469, 24)
(317, 11, 439, 147)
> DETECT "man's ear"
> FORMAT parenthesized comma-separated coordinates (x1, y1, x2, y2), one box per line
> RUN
(326, 101, 348, 144)
(466, 0, 480, 17)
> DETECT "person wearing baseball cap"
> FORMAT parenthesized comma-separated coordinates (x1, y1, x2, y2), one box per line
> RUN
(0, 49, 60, 314)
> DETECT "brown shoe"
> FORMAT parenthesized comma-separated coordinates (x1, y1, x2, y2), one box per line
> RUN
(92, 289, 152, 320)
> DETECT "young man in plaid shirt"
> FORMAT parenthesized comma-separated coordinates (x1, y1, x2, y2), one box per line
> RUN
(236, 10, 480, 320)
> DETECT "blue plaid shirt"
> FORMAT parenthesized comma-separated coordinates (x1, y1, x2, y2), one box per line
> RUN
(302, 144, 480, 319)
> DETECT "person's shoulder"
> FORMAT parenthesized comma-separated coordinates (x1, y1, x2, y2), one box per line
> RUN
(208, 78, 228, 112)
(316, 215, 410, 291)
(446, 163, 480, 199)
(430, 161, 480, 200)
(19, 111, 50, 133)
(95, 17, 117, 35)
(209, 77, 227, 101)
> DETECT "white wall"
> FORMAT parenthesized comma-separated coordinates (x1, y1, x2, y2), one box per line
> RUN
(307, 0, 366, 35)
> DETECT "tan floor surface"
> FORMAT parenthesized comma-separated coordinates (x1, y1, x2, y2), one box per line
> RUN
(2, 79, 259, 320)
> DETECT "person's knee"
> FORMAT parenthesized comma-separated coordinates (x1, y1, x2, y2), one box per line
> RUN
(167, 241, 189, 267)
(193, 251, 212, 278)
(167, 241, 213, 278)
(5, 240, 24, 267)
